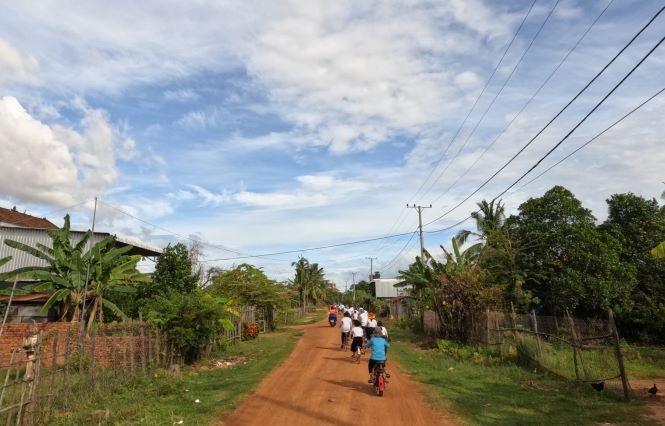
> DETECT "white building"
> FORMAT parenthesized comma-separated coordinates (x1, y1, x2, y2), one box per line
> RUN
(371, 278, 410, 298)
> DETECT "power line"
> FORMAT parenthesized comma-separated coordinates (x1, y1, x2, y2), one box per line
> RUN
(493, 36, 664, 201)
(379, 231, 418, 272)
(425, 5, 665, 226)
(374, 0, 539, 245)
(421, 0, 563, 200)
(509, 85, 665, 196)
(431, 0, 616, 206)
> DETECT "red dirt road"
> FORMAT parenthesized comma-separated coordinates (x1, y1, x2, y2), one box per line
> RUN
(221, 318, 455, 425)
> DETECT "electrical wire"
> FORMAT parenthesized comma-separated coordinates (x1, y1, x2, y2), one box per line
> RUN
(510, 85, 665, 194)
(492, 36, 664, 201)
(425, 5, 665, 226)
(421, 0, 563, 200)
(431, 0, 616, 206)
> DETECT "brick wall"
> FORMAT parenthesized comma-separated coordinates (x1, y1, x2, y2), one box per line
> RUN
(0, 322, 156, 368)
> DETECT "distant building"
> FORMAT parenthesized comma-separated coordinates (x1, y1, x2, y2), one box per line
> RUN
(371, 278, 410, 298)
(0, 208, 161, 323)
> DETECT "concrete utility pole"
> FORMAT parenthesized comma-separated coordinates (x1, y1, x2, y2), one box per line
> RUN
(351, 272, 357, 304)
(407, 203, 432, 260)
(365, 256, 377, 282)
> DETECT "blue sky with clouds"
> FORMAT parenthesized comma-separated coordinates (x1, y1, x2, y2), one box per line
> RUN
(0, 0, 663, 284)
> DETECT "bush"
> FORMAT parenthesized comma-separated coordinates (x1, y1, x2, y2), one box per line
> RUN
(243, 322, 260, 340)
(516, 336, 539, 368)
(144, 290, 234, 364)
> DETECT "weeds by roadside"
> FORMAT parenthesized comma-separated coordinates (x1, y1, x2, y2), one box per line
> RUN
(390, 326, 658, 425)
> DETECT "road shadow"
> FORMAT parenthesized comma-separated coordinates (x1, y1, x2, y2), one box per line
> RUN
(323, 378, 375, 396)
(251, 394, 355, 426)
(314, 346, 340, 351)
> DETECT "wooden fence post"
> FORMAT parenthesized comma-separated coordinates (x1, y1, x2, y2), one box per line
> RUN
(485, 308, 491, 345)
(565, 310, 580, 381)
(139, 313, 146, 374)
(608, 308, 629, 400)
(531, 309, 543, 359)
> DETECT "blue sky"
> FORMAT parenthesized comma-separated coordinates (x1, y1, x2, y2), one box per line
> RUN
(0, 0, 663, 284)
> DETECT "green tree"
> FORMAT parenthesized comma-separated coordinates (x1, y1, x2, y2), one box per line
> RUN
(600, 193, 665, 341)
(289, 257, 325, 309)
(456, 199, 506, 244)
(137, 243, 198, 304)
(144, 290, 233, 363)
(507, 186, 635, 316)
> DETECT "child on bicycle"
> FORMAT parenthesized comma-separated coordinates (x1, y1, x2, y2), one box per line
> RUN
(365, 328, 389, 383)
(340, 311, 352, 349)
(350, 319, 364, 356)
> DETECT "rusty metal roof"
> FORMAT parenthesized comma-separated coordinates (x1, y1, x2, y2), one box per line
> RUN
(0, 207, 57, 229)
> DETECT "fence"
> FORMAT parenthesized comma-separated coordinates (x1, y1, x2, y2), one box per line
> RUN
(422, 305, 630, 399)
(0, 319, 165, 425)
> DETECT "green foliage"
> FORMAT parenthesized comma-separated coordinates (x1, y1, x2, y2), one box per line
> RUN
(207, 264, 287, 309)
(2, 215, 147, 326)
(289, 257, 326, 308)
(507, 186, 636, 316)
(143, 243, 198, 297)
(144, 290, 234, 363)
(652, 241, 665, 258)
(600, 193, 665, 342)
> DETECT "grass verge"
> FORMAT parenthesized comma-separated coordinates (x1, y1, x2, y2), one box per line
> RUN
(390, 327, 656, 426)
(49, 327, 301, 425)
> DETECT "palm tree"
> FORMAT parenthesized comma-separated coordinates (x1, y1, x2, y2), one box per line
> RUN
(290, 257, 325, 310)
(3, 215, 147, 327)
(456, 199, 505, 245)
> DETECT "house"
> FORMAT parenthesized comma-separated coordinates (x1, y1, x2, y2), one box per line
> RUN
(371, 278, 410, 298)
(0, 207, 161, 323)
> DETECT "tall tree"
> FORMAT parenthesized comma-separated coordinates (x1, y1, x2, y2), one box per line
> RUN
(507, 186, 635, 316)
(600, 193, 665, 341)
(290, 257, 325, 309)
(456, 199, 506, 244)
(139, 243, 198, 300)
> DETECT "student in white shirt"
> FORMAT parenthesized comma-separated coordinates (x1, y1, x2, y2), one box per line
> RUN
(339, 312, 353, 349)
(350, 320, 365, 354)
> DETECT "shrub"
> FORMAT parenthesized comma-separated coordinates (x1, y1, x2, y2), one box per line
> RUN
(243, 322, 260, 339)
(516, 336, 539, 368)
(144, 290, 234, 364)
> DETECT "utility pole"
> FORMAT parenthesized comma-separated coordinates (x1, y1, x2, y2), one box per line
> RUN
(365, 256, 377, 282)
(407, 203, 432, 260)
(351, 272, 357, 304)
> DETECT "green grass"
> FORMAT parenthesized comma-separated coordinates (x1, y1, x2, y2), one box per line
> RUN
(49, 327, 302, 425)
(390, 327, 657, 426)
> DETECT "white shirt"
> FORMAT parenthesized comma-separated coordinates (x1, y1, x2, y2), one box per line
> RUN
(351, 326, 364, 338)
(340, 317, 352, 333)
(352, 312, 359, 321)
(368, 318, 377, 328)
(380, 326, 388, 337)
(360, 312, 369, 326)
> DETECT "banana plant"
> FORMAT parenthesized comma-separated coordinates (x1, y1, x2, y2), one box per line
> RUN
(3, 215, 149, 326)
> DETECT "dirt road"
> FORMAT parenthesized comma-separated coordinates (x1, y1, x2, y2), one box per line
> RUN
(221, 318, 455, 425)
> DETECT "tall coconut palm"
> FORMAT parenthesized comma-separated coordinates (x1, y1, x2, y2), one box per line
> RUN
(290, 257, 325, 310)
(456, 199, 506, 245)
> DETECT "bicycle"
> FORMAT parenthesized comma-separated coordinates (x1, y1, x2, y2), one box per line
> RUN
(341, 331, 351, 351)
(351, 343, 362, 363)
(371, 362, 388, 397)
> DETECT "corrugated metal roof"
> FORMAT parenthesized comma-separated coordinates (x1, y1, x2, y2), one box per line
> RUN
(0, 226, 161, 274)
(0, 207, 57, 229)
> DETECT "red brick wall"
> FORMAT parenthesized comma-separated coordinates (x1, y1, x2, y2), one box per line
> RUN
(0, 322, 154, 368)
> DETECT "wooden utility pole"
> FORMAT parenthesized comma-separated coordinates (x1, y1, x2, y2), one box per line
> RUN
(407, 204, 432, 259)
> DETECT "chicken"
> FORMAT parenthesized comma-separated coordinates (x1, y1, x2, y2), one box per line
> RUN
(648, 384, 658, 396)
(591, 381, 604, 392)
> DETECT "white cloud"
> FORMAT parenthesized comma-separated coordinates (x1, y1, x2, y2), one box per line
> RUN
(0, 96, 132, 206)
(0, 39, 38, 85)
(163, 89, 199, 102)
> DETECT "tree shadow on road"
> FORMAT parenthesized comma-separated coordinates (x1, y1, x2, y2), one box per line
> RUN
(251, 394, 355, 426)
(323, 378, 375, 396)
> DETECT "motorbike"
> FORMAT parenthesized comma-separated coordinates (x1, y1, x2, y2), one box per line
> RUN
(372, 362, 387, 397)
(328, 314, 337, 327)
